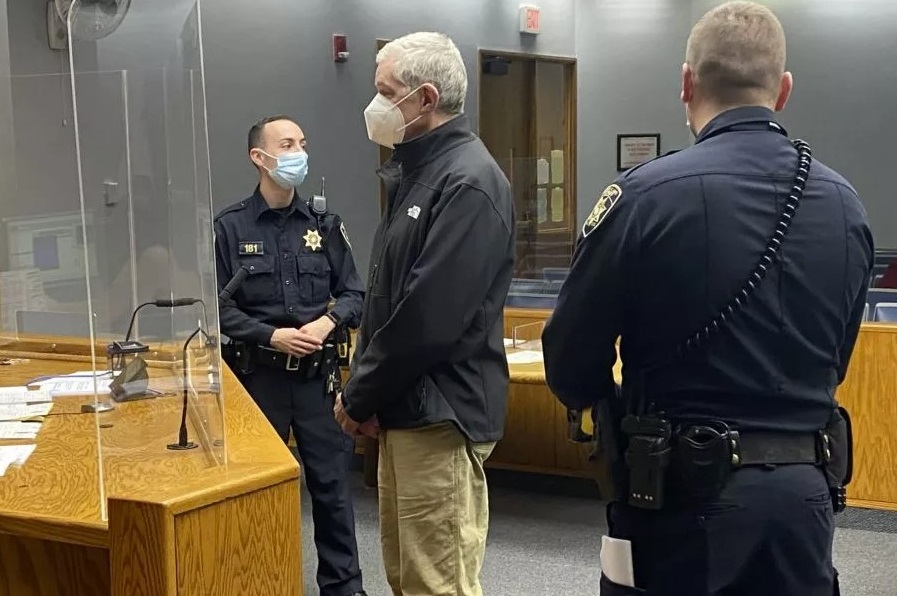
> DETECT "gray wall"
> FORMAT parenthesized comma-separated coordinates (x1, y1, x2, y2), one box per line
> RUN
(0, 0, 14, 271)
(575, 0, 693, 227)
(4, 0, 895, 291)
(202, 0, 577, 278)
(691, 0, 897, 248)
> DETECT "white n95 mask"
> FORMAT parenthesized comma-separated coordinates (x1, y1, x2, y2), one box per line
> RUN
(363, 93, 408, 149)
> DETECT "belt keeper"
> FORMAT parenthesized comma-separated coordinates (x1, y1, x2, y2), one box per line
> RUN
(729, 430, 742, 468)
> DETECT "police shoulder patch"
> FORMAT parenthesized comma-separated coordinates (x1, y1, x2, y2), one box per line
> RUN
(582, 184, 622, 237)
(340, 221, 352, 251)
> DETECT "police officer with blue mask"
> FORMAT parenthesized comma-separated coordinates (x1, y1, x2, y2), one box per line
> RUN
(542, 2, 873, 595)
(215, 115, 367, 596)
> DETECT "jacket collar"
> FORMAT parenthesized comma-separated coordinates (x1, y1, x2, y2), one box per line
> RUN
(246, 185, 311, 221)
(390, 113, 476, 171)
(695, 106, 787, 143)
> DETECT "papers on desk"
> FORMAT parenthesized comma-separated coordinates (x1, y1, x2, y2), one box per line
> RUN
(0, 386, 52, 404)
(0, 444, 36, 476)
(0, 421, 41, 440)
(505, 350, 544, 365)
(28, 373, 112, 396)
(0, 403, 52, 421)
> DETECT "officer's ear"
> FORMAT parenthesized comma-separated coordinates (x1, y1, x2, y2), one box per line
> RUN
(773, 71, 793, 112)
(680, 63, 695, 104)
(249, 147, 267, 171)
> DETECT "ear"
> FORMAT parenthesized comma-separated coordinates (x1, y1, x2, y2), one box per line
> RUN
(774, 71, 793, 112)
(249, 148, 267, 170)
(681, 63, 694, 104)
(420, 83, 441, 113)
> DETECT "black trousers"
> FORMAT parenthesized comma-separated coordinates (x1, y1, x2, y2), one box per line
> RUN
(240, 368, 363, 596)
(600, 465, 839, 596)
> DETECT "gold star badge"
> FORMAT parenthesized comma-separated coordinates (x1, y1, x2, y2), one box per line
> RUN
(582, 184, 622, 237)
(303, 229, 323, 251)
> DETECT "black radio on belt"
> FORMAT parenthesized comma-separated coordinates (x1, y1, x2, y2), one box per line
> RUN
(621, 413, 672, 510)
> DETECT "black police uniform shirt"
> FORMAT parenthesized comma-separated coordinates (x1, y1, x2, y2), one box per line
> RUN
(341, 115, 516, 443)
(542, 106, 874, 434)
(214, 188, 364, 346)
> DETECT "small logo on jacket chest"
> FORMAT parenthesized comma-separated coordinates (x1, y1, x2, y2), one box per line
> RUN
(407, 205, 421, 219)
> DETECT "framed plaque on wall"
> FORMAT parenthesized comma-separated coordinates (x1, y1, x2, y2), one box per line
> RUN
(617, 133, 661, 171)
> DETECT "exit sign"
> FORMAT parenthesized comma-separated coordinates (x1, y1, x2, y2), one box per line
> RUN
(519, 5, 541, 34)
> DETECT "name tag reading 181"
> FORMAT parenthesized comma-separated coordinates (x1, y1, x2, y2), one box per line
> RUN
(238, 242, 264, 255)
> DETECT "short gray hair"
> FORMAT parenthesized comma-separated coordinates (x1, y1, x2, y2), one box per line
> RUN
(377, 32, 467, 115)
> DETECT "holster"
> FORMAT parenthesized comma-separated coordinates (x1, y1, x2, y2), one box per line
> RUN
(333, 325, 351, 367)
(820, 405, 853, 513)
(669, 421, 735, 504)
(221, 340, 253, 375)
(567, 386, 628, 502)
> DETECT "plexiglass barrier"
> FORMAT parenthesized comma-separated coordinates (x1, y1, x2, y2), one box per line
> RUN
(0, 0, 219, 522)
(67, 0, 223, 519)
(0, 44, 108, 521)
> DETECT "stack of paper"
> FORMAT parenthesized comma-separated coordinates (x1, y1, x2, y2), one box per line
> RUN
(506, 350, 544, 365)
(0, 444, 37, 476)
(0, 421, 41, 440)
(28, 374, 112, 396)
(0, 386, 52, 405)
(0, 269, 47, 332)
(0, 402, 53, 421)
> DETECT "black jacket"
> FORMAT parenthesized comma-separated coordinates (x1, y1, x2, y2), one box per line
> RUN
(341, 115, 516, 442)
(543, 107, 874, 434)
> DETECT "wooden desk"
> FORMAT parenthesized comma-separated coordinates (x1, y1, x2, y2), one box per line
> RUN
(0, 338, 302, 595)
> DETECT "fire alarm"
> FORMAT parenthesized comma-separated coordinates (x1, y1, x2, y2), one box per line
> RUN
(333, 34, 349, 63)
(519, 5, 541, 35)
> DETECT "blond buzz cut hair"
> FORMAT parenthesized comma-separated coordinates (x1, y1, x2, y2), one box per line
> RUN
(686, 1, 787, 106)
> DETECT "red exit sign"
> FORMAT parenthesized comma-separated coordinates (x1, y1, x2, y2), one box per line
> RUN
(519, 5, 541, 34)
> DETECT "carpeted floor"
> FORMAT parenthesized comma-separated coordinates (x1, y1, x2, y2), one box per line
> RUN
(299, 466, 897, 595)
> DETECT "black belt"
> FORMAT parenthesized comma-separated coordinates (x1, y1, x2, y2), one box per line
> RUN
(255, 346, 307, 372)
(730, 431, 821, 467)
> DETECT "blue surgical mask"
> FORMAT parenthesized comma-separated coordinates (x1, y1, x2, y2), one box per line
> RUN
(260, 150, 308, 189)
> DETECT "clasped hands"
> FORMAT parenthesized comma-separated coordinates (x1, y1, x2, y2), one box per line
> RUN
(271, 316, 379, 439)
(333, 395, 380, 439)
(270, 315, 334, 356)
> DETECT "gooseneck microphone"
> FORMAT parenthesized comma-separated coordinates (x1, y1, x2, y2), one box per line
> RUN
(166, 266, 252, 450)
(154, 297, 201, 308)
(167, 325, 203, 451)
(123, 297, 203, 342)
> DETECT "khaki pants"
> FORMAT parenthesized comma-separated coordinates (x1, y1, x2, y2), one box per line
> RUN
(378, 422, 495, 596)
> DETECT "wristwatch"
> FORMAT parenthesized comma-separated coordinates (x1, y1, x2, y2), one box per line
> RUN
(325, 311, 341, 326)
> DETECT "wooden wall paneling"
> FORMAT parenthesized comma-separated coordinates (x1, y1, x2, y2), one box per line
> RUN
(107, 499, 176, 596)
(0, 534, 109, 596)
(490, 382, 559, 471)
(835, 325, 897, 509)
(174, 481, 301, 596)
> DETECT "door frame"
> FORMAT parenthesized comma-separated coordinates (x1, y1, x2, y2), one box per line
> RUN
(476, 49, 578, 240)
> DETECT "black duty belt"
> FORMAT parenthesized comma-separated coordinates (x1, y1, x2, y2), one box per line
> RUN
(256, 345, 304, 371)
(730, 431, 820, 467)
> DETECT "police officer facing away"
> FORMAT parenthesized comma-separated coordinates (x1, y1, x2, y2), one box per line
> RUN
(543, 3, 873, 595)
(215, 116, 367, 596)
(332, 32, 515, 596)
